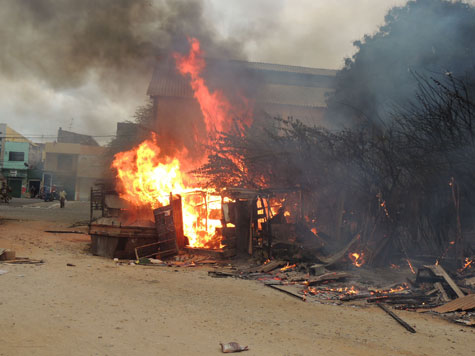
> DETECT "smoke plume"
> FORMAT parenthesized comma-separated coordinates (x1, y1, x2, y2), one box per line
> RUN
(0, 0, 244, 139)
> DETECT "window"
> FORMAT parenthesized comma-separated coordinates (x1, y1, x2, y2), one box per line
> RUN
(8, 151, 24, 161)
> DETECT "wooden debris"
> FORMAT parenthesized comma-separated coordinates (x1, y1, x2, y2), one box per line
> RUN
(367, 293, 430, 304)
(1, 258, 44, 264)
(208, 271, 235, 278)
(434, 282, 450, 302)
(306, 272, 349, 286)
(315, 234, 360, 266)
(377, 303, 416, 333)
(309, 264, 326, 275)
(432, 294, 475, 313)
(44, 230, 87, 234)
(424, 265, 464, 298)
(340, 293, 372, 301)
(265, 284, 306, 301)
(242, 260, 286, 273)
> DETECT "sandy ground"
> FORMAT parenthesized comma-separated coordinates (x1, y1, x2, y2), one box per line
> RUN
(0, 200, 473, 355)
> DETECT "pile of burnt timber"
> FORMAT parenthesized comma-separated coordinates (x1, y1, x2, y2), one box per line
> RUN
(207, 257, 475, 330)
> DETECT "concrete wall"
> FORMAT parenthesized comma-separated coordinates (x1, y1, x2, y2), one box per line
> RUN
(44, 142, 106, 201)
(3, 141, 29, 170)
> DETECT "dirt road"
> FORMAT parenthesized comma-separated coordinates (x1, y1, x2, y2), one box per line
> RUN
(0, 206, 473, 355)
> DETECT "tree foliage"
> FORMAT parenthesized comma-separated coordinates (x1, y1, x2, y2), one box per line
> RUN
(325, 0, 475, 128)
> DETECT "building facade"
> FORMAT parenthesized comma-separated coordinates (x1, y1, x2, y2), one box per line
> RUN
(0, 124, 43, 197)
(43, 142, 106, 201)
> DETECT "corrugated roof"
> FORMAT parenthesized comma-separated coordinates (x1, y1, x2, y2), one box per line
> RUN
(147, 60, 335, 108)
(433, 294, 475, 313)
(233, 60, 337, 76)
(256, 84, 331, 107)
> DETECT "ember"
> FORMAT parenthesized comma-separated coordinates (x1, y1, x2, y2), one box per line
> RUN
(348, 251, 365, 267)
(406, 258, 416, 274)
(458, 258, 473, 273)
(280, 263, 297, 272)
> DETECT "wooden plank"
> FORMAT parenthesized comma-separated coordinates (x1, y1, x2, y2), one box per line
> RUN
(424, 265, 464, 298)
(265, 284, 306, 301)
(305, 272, 349, 286)
(377, 303, 416, 333)
(434, 282, 450, 302)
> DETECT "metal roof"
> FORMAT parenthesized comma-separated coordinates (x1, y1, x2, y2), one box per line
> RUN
(147, 60, 336, 108)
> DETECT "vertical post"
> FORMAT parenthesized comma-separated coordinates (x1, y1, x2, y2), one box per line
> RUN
(90, 187, 93, 223)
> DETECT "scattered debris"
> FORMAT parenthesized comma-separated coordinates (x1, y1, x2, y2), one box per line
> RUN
(377, 303, 416, 333)
(208, 271, 235, 278)
(0, 258, 44, 264)
(66, 263, 76, 267)
(265, 284, 306, 302)
(0, 269, 8, 275)
(423, 265, 465, 298)
(220, 342, 249, 353)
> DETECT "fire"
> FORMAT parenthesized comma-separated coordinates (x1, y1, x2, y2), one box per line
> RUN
(112, 138, 222, 248)
(348, 251, 365, 267)
(458, 258, 473, 273)
(406, 258, 416, 274)
(371, 283, 409, 295)
(112, 38, 252, 249)
(307, 286, 359, 296)
(174, 37, 252, 137)
(280, 263, 297, 272)
(112, 138, 186, 208)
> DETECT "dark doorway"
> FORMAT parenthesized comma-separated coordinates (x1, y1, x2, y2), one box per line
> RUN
(7, 178, 22, 198)
(29, 180, 40, 198)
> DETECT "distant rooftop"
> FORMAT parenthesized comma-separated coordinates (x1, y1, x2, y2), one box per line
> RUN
(57, 128, 99, 146)
(147, 59, 336, 108)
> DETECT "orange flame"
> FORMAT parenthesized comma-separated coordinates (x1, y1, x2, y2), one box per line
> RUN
(174, 37, 252, 137)
(348, 251, 365, 267)
(112, 38, 252, 249)
(112, 138, 222, 248)
(280, 263, 297, 272)
(406, 258, 416, 274)
(458, 258, 473, 273)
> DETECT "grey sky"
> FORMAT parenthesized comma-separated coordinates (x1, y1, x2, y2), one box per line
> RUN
(0, 0, 447, 143)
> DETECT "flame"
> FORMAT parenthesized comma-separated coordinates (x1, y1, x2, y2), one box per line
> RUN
(174, 37, 252, 137)
(458, 258, 473, 273)
(348, 251, 365, 267)
(280, 263, 297, 272)
(112, 138, 223, 248)
(371, 283, 409, 295)
(406, 258, 416, 274)
(112, 38, 252, 249)
(307, 286, 359, 296)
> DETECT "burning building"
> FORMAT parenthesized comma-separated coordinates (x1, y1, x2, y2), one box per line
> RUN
(89, 38, 335, 260)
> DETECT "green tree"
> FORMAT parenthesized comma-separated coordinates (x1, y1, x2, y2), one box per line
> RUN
(325, 0, 475, 128)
